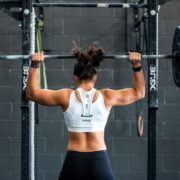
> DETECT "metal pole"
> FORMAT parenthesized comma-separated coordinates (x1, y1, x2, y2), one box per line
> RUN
(0, 1, 147, 8)
(29, 7, 36, 180)
(21, 0, 32, 179)
(0, 54, 174, 60)
(33, 2, 147, 8)
(148, 0, 158, 179)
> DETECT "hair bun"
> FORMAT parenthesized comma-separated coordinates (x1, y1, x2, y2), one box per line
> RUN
(88, 43, 104, 68)
(72, 41, 104, 68)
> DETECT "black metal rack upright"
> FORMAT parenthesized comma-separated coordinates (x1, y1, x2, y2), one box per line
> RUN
(21, 1, 33, 180)
(147, 0, 158, 180)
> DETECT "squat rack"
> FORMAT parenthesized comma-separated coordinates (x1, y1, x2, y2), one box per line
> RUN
(0, 0, 159, 180)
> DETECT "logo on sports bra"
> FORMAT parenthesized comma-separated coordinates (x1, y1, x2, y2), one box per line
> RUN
(81, 115, 93, 122)
(82, 119, 91, 122)
(81, 114, 93, 117)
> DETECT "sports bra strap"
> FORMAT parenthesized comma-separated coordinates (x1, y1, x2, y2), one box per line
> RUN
(77, 88, 96, 117)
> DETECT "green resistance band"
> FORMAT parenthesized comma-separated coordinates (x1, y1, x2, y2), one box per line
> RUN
(36, 18, 48, 89)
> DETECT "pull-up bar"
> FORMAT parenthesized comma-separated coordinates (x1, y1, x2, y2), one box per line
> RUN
(33, 2, 147, 8)
(0, 1, 147, 9)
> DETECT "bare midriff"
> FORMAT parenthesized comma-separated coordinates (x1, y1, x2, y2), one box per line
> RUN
(67, 131, 107, 152)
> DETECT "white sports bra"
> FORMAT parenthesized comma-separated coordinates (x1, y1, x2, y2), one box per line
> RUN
(63, 87, 110, 132)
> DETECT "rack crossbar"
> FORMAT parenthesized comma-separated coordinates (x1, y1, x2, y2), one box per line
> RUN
(33, 2, 147, 8)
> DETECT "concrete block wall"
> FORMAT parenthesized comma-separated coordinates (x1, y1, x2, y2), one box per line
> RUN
(0, 0, 180, 179)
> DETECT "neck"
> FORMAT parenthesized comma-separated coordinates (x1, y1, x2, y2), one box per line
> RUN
(78, 82, 94, 91)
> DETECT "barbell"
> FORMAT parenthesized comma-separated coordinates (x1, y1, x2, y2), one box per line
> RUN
(0, 26, 180, 86)
(0, 54, 175, 60)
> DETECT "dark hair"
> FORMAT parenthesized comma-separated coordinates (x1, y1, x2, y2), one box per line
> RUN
(72, 42, 104, 81)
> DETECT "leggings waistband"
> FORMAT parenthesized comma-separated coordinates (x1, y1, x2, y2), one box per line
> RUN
(66, 150, 107, 157)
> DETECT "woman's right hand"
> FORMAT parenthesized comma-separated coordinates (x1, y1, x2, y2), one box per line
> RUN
(31, 51, 45, 64)
(128, 52, 141, 67)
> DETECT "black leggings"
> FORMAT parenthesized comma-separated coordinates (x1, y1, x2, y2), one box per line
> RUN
(58, 150, 115, 180)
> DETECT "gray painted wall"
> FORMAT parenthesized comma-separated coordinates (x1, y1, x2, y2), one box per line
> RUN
(0, 0, 180, 179)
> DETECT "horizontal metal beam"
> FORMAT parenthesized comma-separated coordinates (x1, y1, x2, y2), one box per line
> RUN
(0, 1, 147, 9)
(33, 2, 147, 8)
(0, 1, 147, 8)
(0, 54, 174, 60)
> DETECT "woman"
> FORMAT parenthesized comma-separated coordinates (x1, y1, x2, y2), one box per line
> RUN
(26, 44, 145, 180)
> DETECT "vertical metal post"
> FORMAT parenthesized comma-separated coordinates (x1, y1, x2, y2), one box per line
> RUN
(21, 1, 36, 180)
(147, 0, 158, 179)
(29, 8, 36, 180)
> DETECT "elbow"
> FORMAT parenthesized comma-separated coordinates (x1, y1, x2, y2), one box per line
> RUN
(136, 89, 146, 100)
(26, 88, 37, 101)
(139, 91, 146, 99)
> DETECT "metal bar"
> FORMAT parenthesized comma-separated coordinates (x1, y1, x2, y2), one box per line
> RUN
(147, 0, 158, 179)
(0, 54, 174, 60)
(0, 1, 147, 8)
(21, 0, 32, 179)
(29, 7, 36, 180)
(33, 2, 147, 8)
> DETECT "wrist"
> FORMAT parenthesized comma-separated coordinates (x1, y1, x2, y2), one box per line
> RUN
(132, 66, 142, 72)
(30, 62, 40, 68)
(132, 62, 141, 68)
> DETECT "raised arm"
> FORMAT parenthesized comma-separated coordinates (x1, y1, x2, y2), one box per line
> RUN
(26, 52, 70, 106)
(101, 52, 145, 107)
